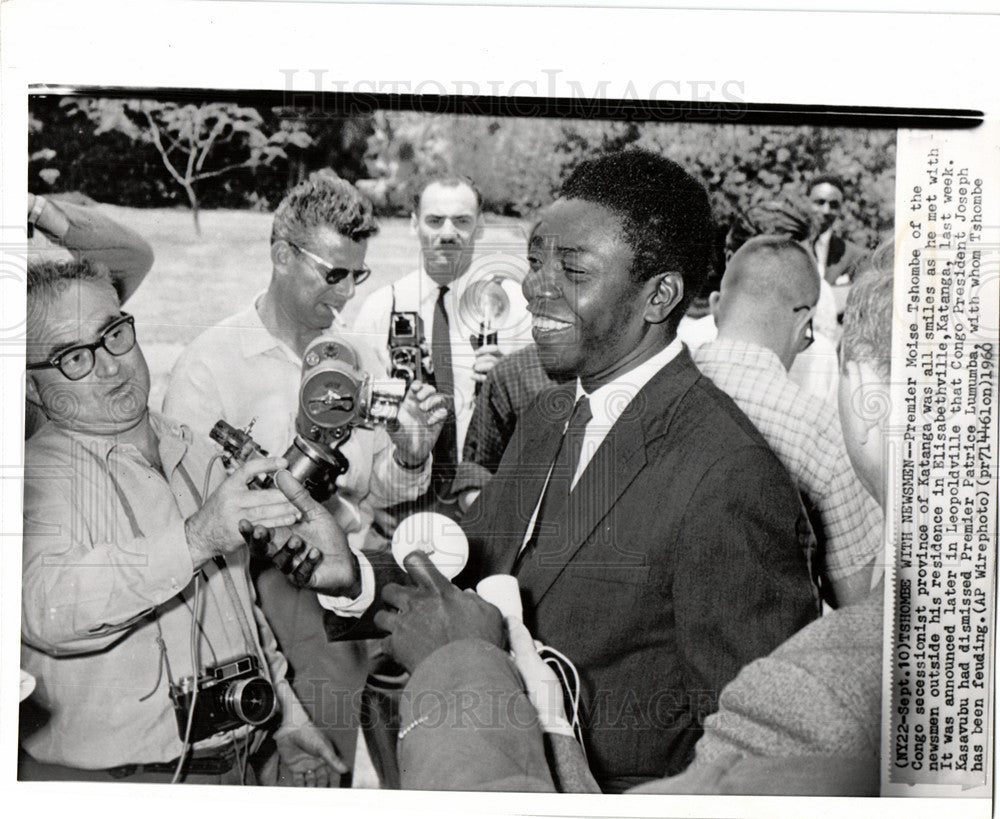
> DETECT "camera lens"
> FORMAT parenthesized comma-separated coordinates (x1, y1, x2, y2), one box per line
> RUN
(223, 677, 276, 726)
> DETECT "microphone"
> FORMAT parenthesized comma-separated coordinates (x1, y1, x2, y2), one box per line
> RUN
(391, 512, 469, 580)
(475, 575, 523, 622)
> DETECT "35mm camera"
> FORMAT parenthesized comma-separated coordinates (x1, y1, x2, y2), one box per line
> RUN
(169, 655, 276, 744)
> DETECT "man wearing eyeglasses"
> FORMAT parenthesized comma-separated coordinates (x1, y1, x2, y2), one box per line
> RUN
(692, 236, 882, 607)
(163, 172, 447, 780)
(21, 259, 342, 784)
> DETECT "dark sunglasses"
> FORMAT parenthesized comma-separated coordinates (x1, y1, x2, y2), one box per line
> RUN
(286, 240, 371, 287)
(27, 313, 137, 381)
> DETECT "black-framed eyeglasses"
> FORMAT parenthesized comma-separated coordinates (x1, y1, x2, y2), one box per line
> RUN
(802, 317, 814, 350)
(286, 240, 371, 287)
(793, 306, 814, 351)
(27, 313, 137, 381)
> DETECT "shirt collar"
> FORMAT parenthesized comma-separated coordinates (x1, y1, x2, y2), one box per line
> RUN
(574, 337, 684, 428)
(417, 267, 470, 302)
(241, 294, 300, 363)
(696, 337, 785, 374)
(47, 411, 188, 471)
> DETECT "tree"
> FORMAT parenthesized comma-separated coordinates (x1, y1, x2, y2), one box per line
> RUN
(63, 99, 312, 233)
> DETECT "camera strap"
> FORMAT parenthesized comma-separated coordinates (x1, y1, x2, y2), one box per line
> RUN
(199, 456, 271, 679)
(213, 557, 272, 683)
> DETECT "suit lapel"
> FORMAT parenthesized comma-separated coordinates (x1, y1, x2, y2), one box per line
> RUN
(475, 384, 576, 576)
(516, 350, 703, 605)
(516, 409, 647, 603)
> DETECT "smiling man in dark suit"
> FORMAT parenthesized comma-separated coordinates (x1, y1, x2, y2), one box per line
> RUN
(264, 149, 821, 792)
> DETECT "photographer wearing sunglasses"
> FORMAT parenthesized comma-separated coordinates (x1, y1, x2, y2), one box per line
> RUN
(163, 172, 447, 778)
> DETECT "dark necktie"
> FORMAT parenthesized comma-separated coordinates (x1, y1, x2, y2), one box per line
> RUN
(513, 394, 592, 572)
(431, 285, 458, 492)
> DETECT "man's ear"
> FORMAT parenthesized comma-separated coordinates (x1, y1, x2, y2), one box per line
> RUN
(644, 272, 684, 324)
(708, 291, 721, 322)
(270, 240, 292, 271)
(843, 359, 883, 443)
(410, 212, 419, 235)
(473, 214, 485, 240)
(26, 373, 43, 409)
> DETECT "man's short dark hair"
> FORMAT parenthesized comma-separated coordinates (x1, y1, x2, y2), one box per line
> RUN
(412, 174, 483, 214)
(271, 170, 379, 245)
(558, 149, 714, 323)
(807, 174, 846, 197)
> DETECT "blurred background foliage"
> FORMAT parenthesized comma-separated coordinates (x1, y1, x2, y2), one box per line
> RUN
(29, 98, 895, 248)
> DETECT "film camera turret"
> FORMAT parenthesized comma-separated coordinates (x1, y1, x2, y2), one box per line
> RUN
(211, 337, 408, 503)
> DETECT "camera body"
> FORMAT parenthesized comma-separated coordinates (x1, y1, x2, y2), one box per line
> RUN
(388, 311, 429, 383)
(210, 337, 408, 503)
(169, 655, 276, 744)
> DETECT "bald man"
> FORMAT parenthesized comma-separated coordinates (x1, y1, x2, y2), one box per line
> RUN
(693, 236, 882, 606)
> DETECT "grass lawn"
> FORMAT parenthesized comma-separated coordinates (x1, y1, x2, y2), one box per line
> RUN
(96, 205, 528, 411)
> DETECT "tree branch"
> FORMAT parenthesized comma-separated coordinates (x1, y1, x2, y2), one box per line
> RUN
(192, 159, 257, 182)
(143, 109, 187, 187)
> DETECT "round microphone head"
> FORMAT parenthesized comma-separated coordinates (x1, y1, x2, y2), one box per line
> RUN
(391, 512, 469, 580)
(475, 574, 523, 622)
(20, 669, 36, 703)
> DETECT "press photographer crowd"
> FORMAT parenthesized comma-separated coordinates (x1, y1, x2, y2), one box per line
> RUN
(20, 150, 893, 796)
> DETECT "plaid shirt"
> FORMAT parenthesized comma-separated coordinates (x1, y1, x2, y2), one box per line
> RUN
(452, 344, 555, 494)
(694, 338, 882, 581)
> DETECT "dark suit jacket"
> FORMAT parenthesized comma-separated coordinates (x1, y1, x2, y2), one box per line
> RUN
(328, 348, 820, 791)
(808, 233, 869, 285)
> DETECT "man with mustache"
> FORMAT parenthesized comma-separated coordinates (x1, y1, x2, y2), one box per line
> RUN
(353, 175, 531, 518)
(265, 150, 820, 790)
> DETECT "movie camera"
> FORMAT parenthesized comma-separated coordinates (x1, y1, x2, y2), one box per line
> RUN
(211, 337, 408, 503)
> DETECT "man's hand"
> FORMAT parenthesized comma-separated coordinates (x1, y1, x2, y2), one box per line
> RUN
(373, 551, 504, 672)
(274, 723, 347, 787)
(239, 470, 360, 596)
(386, 380, 451, 467)
(472, 343, 503, 384)
(185, 457, 299, 567)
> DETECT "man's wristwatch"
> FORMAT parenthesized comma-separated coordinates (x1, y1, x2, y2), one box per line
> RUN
(28, 194, 48, 227)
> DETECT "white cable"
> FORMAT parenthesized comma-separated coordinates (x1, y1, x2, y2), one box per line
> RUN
(537, 643, 588, 763)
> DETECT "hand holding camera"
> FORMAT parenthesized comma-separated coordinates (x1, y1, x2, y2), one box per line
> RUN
(471, 343, 504, 384)
(185, 456, 301, 567)
(240, 470, 361, 597)
(386, 381, 452, 468)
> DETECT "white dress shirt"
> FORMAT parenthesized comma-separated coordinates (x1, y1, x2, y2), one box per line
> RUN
(322, 338, 685, 613)
(516, 337, 684, 555)
(163, 297, 430, 551)
(353, 266, 532, 452)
